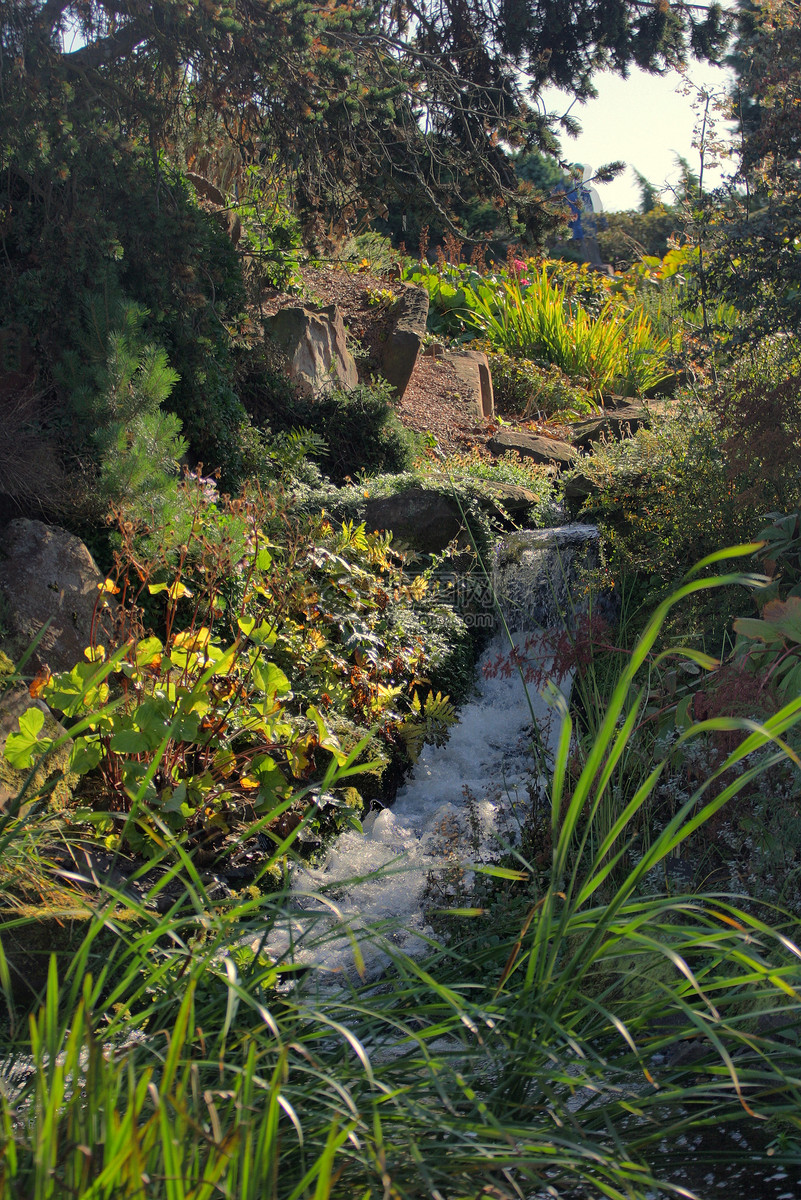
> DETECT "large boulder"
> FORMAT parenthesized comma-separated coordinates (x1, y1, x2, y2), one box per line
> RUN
(0, 519, 116, 674)
(570, 404, 649, 450)
(487, 429, 578, 470)
(364, 489, 465, 554)
(381, 285, 429, 399)
(266, 304, 358, 397)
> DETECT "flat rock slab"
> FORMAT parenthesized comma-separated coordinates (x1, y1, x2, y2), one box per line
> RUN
(570, 405, 649, 450)
(445, 349, 494, 420)
(487, 429, 578, 470)
(0, 519, 116, 674)
(266, 304, 358, 397)
(382, 285, 429, 400)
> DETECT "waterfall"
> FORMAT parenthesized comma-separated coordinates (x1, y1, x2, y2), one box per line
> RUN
(265, 525, 600, 980)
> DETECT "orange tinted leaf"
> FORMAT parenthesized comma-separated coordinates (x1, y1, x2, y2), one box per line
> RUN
(29, 665, 52, 698)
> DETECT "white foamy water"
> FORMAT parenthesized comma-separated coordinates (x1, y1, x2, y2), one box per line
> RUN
(265, 634, 567, 980)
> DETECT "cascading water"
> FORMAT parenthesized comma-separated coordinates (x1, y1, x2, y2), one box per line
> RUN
(266, 525, 599, 980)
(263, 525, 800, 1198)
(267, 630, 563, 978)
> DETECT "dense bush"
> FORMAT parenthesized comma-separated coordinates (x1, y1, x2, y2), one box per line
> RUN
(0, 88, 248, 491)
(54, 298, 186, 520)
(712, 359, 801, 514)
(487, 351, 597, 418)
(267, 380, 420, 483)
(7, 474, 467, 855)
(570, 399, 756, 643)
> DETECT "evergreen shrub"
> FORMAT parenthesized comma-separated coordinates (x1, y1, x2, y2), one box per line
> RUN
(269, 380, 420, 483)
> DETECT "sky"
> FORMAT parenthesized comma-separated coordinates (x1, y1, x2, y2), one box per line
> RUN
(540, 61, 736, 212)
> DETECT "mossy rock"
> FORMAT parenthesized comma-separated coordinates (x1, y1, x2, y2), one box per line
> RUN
(0, 903, 139, 1005)
(0, 687, 76, 811)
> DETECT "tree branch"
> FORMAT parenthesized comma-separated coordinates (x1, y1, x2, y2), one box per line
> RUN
(62, 17, 149, 70)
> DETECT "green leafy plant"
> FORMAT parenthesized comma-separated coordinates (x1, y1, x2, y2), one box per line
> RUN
(402, 257, 499, 338)
(1, 556, 800, 1197)
(464, 269, 673, 399)
(3, 476, 459, 853)
(56, 299, 187, 519)
(236, 167, 304, 293)
(487, 350, 598, 418)
(571, 401, 756, 637)
(366, 287, 399, 309)
(269, 379, 420, 483)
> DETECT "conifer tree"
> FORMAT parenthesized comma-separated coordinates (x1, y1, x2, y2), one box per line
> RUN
(706, 0, 801, 342)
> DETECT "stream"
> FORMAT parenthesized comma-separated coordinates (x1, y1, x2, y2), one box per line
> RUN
(266, 525, 801, 1199)
(267, 627, 562, 979)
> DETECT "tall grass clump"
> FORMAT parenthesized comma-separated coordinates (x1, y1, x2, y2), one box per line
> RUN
(0, 555, 800, 1197)
(466, 268, 672, 399)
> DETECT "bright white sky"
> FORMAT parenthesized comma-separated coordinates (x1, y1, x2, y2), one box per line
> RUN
(541, 60, 735, 211)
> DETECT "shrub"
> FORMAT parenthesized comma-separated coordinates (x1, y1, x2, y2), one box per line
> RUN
(712, 360, 801, 514)
(3, 478, 464, 854)
(571, 401, 756, 643)
(487, 351, 597, 418)
(0, 121, 247, 487)
(55, 298, 186, 521)
(269, 380, 420, 483)
(237, 174, 304, 294)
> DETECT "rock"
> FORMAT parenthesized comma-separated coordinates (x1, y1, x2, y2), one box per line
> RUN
(266, 304, 359, 397)
(381, 285, 429, 399)
(644, 370, 686, 399)
(364, 488, 465, 554)
(0, 685, 73, 812)
(470, 480, 539, 519)
(185, 173, 241, 245)
(487, 429, 578, 470)
(0, 519, 117, 674)
(564, 472, 599, 505)
(185, 171, 226, 206)
(446, 349, 494, 420)
(570, 404, 649, 450)
(218, 210, 242, 246)
(492, 524, 601, 631)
